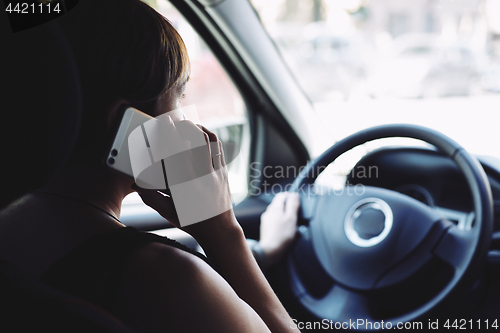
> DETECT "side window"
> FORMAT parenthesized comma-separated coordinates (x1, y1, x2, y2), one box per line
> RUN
(123, 0, 249, 208)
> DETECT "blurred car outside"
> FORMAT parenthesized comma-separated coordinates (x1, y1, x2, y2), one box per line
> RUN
(367, 33, 481, 99)
(269, 21, 373, 102)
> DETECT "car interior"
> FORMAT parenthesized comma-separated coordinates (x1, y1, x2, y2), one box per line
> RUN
(2, 0, 500, 332)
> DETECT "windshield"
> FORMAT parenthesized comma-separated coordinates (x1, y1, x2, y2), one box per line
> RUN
(251, 0, 500, 160)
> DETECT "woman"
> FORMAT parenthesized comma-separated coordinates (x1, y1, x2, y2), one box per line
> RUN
(0, 0, 300, 332)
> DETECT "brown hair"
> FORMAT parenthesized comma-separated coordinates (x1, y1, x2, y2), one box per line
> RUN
(59, 0, 190, 165)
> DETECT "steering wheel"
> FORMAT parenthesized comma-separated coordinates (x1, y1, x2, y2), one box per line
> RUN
(288, 124, 493, 326)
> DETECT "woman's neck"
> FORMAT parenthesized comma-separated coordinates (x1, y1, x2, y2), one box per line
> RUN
(39, 165, 133, 220)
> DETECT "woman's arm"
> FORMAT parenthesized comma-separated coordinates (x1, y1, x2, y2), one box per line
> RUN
(133, 191, 297, 333)
(191, 212, 295, 333)
(132, 120, 297, 332)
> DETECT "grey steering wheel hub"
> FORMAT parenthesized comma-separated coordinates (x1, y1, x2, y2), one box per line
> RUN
(344, 197, 393, 248)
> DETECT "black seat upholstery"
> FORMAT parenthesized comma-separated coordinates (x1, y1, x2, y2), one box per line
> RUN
(0, 14, 135, 333)
(0, 17, 81, 208)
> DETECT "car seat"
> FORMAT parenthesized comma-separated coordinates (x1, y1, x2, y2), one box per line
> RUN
(0, 13, 135, 333)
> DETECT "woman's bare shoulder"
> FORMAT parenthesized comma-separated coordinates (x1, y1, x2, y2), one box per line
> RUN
(120, 242, 271, 333)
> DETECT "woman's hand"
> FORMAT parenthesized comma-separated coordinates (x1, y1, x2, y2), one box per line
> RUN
(259, 192, 300, 266)
(132, 118, 240, 243)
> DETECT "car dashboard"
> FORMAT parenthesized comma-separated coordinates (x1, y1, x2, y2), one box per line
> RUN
(347, 147, 500, 247)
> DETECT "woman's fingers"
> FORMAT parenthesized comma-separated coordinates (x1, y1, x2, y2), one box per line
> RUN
(268, 192, 288, 210)
(196, 124, 224, 170)
(259, 192, 300, 266)
(285, 192, 300, 217)
(218, 140, 226, 169)
(211, 141, 222, 170)
(197, 124, 218, 142)
(265, 192, 300, 217)
(132, 184, 180, 228)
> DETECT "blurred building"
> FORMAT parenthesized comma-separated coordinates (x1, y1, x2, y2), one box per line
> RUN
(362, 0, 484, 37)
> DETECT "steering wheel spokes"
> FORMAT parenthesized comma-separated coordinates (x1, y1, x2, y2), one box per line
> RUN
(432, 224, 476, 272)
(308, 186, 450, 290)
(434, 207, 475, 231)
(288, 124, 493, 326)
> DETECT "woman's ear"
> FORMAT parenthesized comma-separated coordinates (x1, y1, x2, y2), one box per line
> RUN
(106, 98, 130, 132)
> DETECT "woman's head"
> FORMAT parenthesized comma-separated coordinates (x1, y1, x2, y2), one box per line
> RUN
(60, 0, 190, 165)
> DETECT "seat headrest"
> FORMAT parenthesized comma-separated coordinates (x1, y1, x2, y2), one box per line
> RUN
(0, 19, 82, 208)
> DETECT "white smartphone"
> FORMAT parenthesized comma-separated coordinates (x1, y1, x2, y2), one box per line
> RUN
(105, 107, 169, 191)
